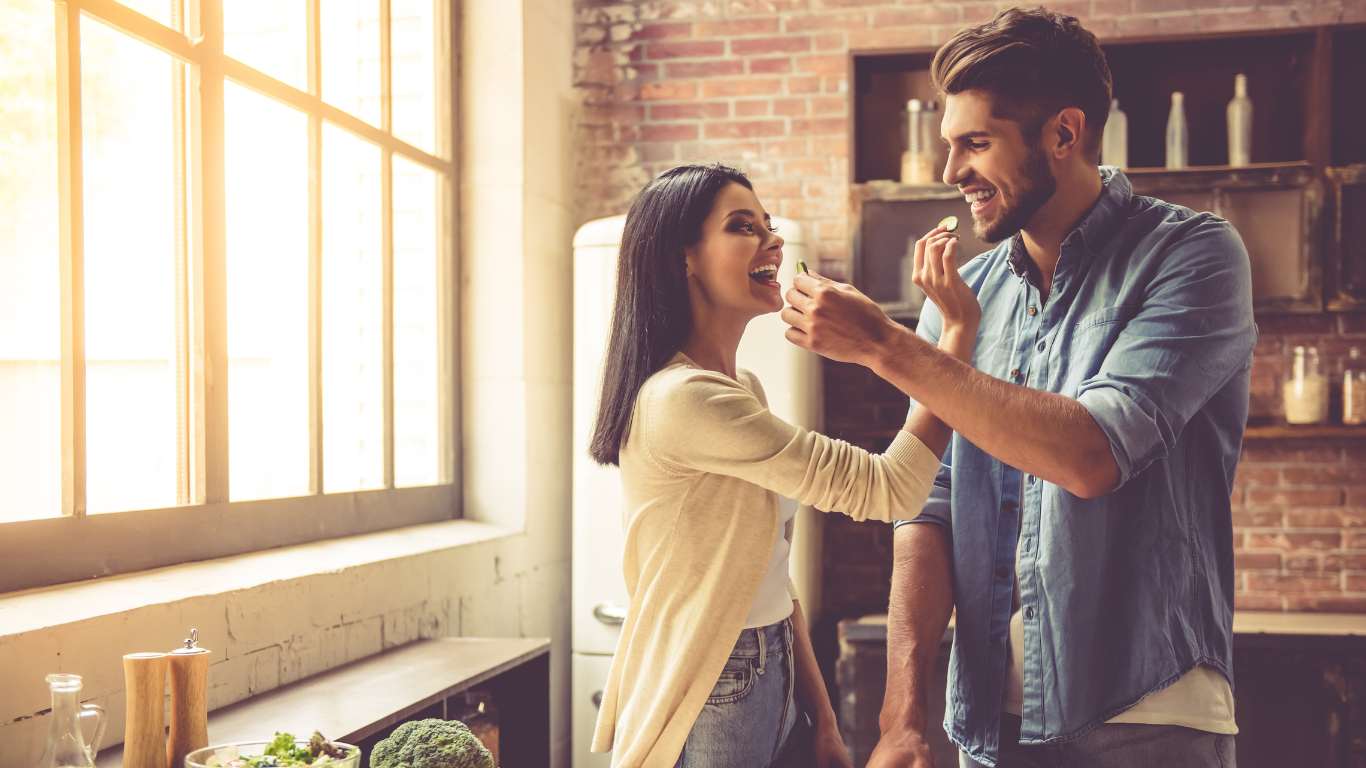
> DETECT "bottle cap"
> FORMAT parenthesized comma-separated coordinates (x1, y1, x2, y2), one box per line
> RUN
(171, 628, 210, 655)
(908, 99, 922, 112)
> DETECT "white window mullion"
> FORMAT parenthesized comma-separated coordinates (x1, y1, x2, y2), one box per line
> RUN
(189, 0, 229, 504)
(56, 0, 86, 518)
(307, 0, 324, 495)
(380, 0, 395, 489)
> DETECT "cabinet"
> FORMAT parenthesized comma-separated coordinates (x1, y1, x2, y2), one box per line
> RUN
(849, 26, 1366, 317)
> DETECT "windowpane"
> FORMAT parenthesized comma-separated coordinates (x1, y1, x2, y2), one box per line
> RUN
(392, 155, 440, 487)
(224, 0, 306, 91)
(322, 0, 381, 126)
(0, 0, 60, 522)
(225, 82, 309, 501)
(391, 0, 436, 154)
(322, 124, 383, 493)
(81, 19, 179, 514)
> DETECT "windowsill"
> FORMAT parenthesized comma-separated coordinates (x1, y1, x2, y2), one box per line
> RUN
(0, 519, 517, 638)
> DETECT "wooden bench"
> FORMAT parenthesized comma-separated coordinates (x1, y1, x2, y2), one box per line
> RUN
(96, 637, 550, 768)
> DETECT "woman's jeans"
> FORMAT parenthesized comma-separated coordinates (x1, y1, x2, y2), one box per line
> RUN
(673, 617, 816, 768)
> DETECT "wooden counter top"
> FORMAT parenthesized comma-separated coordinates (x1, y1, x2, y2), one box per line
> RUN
(841, 611, 1366, 641)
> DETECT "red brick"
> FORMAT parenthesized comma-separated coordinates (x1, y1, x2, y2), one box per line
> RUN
(1090, 0, 1129, 17)
(705, 120, 786, 139)
(795, 53, 848, 76)
(750, 57, 794, 74)
(785, 11, 870, 32)
(638, 81, 698, 100)
(732, 35, 812, 56)
(1233, 466, 1280, 486)
(1347, 574, 1366, 592)
(787, 75, 822, 94)
(727, 0, 807, 14)
(649, 102, 729, 120)
(701, 78, 784, 98)
(696, 18, 779, 37)
(1344, 487, 1366, 506)
(873, 7, 961, 27)
(1285, 553, 1324, 571)
(815, 0, 889, 8)
(812, 137, 847, 156)
(815, 241, 848, 262)
(1246, 531, 1341, 551)
(1246, 573, 1341, 593)
(848, 27, 932, 49)
(679, 139, 762, 160)
(1325, 554, 1366, 571)
(735, 99, 770, 117)
(818, 219, 845, 240)
(751, 181, 803, 200)
(1345, 531, 1366, 549)
(632, 22, 694, 41)
(812, 95, 846, 114)
(647, 40, 726, 59)
(1232, 511, 1282, 528)
(582, 104, 647, 125)
(773, 98, 808, 116)
(784, 158, 831, 176)
(961, 3, 1000, 23)
(1235, 594, 1284, 610)
(784, 196, 844, 219)
(1281, 467, 1363, 485)
(666, 59, 746, 78)
(1247, 488, 1344, 507)
(1238, 443, 1342, 464)
(762, 137, 809, 157)
(638, 143, 678, 162)
(790, 117, 846, 136)
(1286, 595, 1366, 612)
(815, 33, 845, 51)
(1234, 552, 1281, 569)
(1286, 509, 1366, 528)
(641, 123, 699, 142)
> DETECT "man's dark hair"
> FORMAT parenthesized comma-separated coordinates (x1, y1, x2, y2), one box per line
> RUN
(930, 7, 1112, 160)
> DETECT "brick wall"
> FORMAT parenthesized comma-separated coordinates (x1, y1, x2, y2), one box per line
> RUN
(572, 0, 1366, 620)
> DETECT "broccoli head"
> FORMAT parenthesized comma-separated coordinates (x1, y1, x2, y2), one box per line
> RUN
(369, 719, 494, 768)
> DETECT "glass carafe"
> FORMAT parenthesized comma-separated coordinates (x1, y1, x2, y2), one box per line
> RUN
(37, 674, 107, 768)
(1284, 345, 1329, 425)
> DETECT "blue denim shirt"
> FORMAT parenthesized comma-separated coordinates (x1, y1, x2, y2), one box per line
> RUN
(895, 168, 1256, 766)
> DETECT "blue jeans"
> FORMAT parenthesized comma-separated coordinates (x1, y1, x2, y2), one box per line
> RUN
(674, 617, 815, 768)
(960, 713, 1236, 768)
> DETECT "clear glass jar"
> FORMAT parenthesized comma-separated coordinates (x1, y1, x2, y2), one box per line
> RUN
(37, 674, 106, 768)
(1345, 348, 1366, 426)
(1283, 345, 1329, 425)
(901, 99, 940, 184)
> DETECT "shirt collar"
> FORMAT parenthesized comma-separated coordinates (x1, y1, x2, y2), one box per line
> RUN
(1004, 166, 1132, 279)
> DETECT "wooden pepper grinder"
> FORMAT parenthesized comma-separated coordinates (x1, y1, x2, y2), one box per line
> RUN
(123, 652, 169, 768)
(167, 629, 210, 768)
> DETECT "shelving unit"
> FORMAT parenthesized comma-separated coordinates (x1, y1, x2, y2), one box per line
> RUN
(848, 25, 1366, 316)
(1243, 425, 1366, 440)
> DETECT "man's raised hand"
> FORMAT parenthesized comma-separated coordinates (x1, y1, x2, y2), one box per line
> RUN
(782, 271, 899, 367)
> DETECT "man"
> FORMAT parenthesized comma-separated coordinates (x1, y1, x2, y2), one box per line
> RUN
(782, 8, 1254, 768)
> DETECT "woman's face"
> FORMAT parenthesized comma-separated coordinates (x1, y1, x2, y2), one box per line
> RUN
(683, 183, 785, 320)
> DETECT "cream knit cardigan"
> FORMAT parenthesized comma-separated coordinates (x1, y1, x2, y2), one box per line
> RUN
(591, 353, 942, 768)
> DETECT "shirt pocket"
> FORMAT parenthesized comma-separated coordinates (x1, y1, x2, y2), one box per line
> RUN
(705, 655, 757, 705)
(1054, 305, 1138, 396)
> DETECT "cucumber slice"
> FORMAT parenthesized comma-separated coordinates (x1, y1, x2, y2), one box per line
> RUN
(938, 215, 959, 232)
(796, 260, 809, 274)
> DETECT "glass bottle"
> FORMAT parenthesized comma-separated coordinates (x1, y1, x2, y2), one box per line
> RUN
(37, 674, 107, 768)
(1102, 98, 1128, 169)
(1283, 345, 1329, 425)
(901, 99, 940, 185)
(1345, 348, 1366, 426)
(1227, 73, 1252, 167)
(1166, 92, 1188, 169)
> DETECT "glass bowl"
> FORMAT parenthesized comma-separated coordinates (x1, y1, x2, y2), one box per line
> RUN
(185, 741, 361, 768)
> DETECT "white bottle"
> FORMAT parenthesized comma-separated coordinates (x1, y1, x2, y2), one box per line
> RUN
(1102, 98, 1128, 169)
(1166, 91, 1188, 169)
(1227, 73, 1252, 167)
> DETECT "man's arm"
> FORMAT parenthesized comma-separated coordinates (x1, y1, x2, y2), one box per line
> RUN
(782, 277, 1118, 498)
(867, 523, 954, 768)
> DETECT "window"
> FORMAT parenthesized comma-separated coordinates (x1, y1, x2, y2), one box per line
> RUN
(0, 0, 456, 591)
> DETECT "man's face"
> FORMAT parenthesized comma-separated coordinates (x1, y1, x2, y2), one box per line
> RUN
(941, 91, 1057, 244)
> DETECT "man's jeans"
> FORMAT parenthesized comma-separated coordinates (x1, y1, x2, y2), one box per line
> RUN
(673, 617, 814, 768)
(960, 713, 1236, 768)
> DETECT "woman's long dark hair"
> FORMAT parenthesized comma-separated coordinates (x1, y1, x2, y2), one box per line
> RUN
(589, 163, 753, 466)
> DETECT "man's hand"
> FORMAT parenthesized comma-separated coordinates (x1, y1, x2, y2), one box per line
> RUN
(865, 729, 936, 768)
(913, 226, 980, 335)
(782, 272, 900, 366)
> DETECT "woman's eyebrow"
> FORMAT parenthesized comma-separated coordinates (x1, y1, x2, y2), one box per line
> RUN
(726, 209, 771, 221)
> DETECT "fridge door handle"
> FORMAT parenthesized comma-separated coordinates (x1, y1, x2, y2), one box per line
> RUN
(593, 603, 628, 625)
(592, 690, 603, 708)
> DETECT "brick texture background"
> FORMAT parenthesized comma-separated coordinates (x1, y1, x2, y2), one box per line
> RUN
(572, 0, 1366, 622)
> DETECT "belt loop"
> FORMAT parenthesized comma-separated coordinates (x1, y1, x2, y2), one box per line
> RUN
(756, 627, 766, 675)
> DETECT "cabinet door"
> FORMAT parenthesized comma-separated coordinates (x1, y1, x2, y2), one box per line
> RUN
(1327, 166, 1366, 311)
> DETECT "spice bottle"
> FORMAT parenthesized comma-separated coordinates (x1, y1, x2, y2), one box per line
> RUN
(1284, 345, 1328, 425)
(1227, 73, 1253, 167)
(1166, 92, 1188, 169)
(1102, 99, 1128, 169)
(1345, 348, 1366, 426)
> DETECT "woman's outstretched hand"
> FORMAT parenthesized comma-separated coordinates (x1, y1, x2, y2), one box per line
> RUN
(912, 225, 980, 338)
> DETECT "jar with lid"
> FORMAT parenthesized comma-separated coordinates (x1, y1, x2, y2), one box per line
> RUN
(1283, 345, 1329, 425)
(1345, 348, 1366, 426)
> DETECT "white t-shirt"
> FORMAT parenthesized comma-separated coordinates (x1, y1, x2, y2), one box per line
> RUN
(744, 498, 798, 628)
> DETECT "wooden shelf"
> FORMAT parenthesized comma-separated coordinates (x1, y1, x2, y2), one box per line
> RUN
(1242, 425, 1366, 439)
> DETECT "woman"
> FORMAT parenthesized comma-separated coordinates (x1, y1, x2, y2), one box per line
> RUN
(589, 163, 976, 768)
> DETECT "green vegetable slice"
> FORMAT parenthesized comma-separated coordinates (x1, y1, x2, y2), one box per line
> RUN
(795, 260, 809, 274)
(938, 216, 959, 232)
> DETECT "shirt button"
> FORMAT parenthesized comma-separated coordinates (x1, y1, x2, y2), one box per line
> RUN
(1037, 341, 1046, 352)
(1028, 305, 1037, 316)
(997, 566, 1009, 578)
(1010, 368, 1021, 379)
(1025, 607, 1035, 620)
(990, 633, 999, 644)
(1028, 475, 1036, 484)
(1002, 500, 1016, 512)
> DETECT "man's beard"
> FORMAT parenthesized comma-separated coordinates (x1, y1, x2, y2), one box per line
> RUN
(974, 146, 1057, 245)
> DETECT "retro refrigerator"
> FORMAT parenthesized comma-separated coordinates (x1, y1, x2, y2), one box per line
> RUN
(571, 215, 823, 766)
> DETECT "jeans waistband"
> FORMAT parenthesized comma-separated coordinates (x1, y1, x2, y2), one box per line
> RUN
(728, 617, 792, 658)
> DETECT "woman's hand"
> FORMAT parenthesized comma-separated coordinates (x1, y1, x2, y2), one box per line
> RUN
(813, 716, 854, 768)
(912, 226, 980, 337)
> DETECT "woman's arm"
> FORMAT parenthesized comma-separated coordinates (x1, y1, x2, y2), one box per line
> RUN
(790, 599, 853, 768)
(900, 228, 980, 457)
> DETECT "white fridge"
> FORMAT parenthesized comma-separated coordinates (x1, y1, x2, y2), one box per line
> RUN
(571, 215, 824, 767)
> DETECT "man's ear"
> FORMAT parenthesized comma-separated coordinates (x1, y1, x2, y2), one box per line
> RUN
(1053, 107, 1087, 159)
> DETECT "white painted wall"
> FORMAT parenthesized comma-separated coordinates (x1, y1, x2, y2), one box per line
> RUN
(0, 0, 579, 764)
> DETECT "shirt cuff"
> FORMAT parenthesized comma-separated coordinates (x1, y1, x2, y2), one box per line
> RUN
(1077, 385, 1164, 489)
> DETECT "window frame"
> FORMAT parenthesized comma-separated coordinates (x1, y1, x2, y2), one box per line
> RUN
(1, 0, 459, 594)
